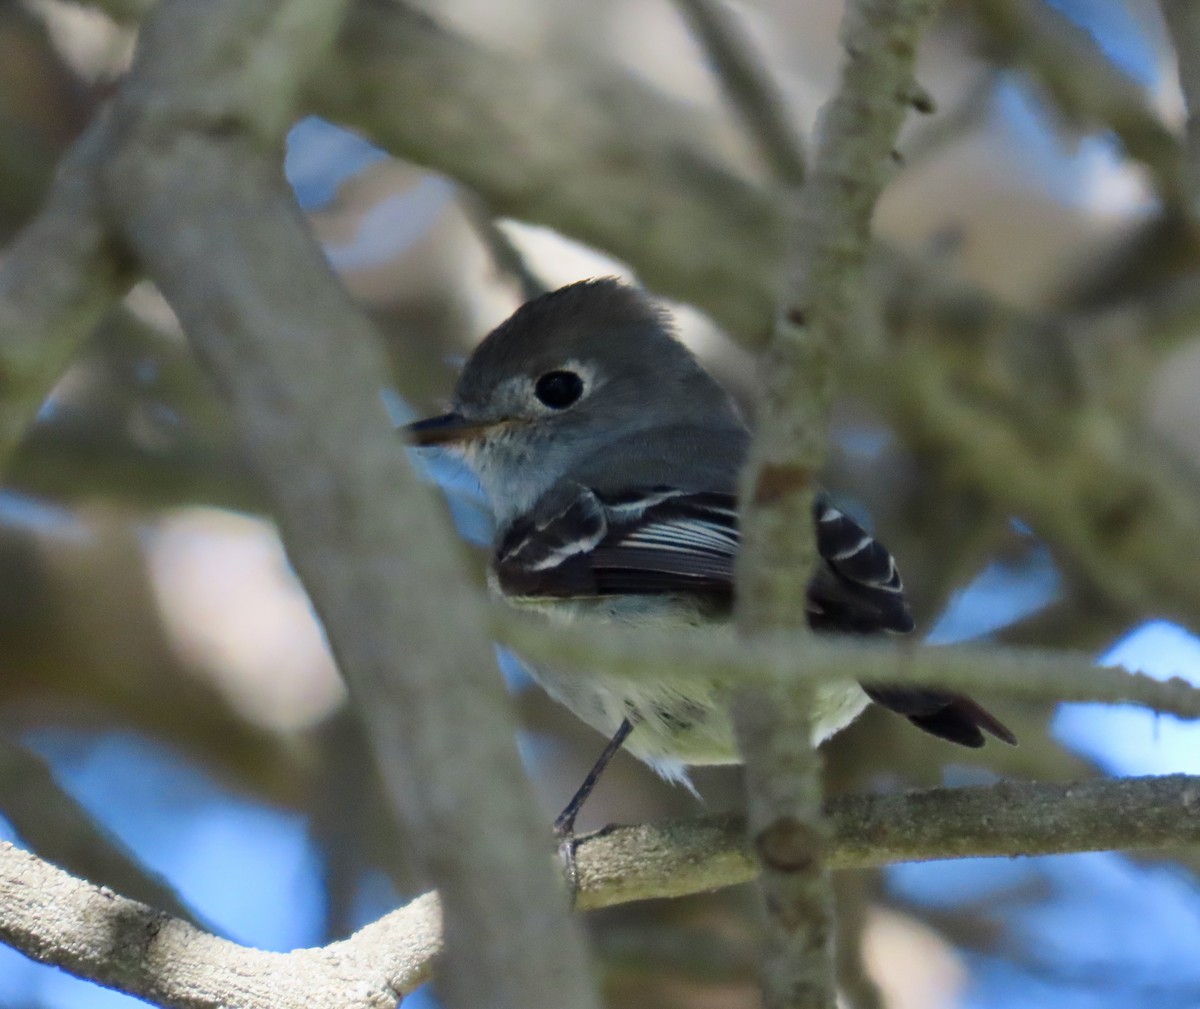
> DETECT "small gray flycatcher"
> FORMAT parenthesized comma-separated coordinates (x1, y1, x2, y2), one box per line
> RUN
(407, 278, 1015, 835)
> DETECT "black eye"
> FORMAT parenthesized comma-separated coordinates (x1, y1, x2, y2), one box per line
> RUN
(534, 370, 584, 409)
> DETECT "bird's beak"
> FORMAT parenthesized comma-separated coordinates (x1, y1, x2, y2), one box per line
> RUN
(403, 412, 494, 446)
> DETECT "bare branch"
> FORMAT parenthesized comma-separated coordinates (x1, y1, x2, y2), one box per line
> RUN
(1161, 0, 1200, 216)
(576, 774, 1200, 904)
(672, 0, 806, 183)
(731, 0, 941, 1004)
(967, 0, 1182, 205)
(0, 840, 433, 1008)
(496, 611, 1200, 720)
(92, 2, 599, 1008)
(6, 776, 1198, 1006)
(0, 735, 211, 930)
(0, 115, 131, 469)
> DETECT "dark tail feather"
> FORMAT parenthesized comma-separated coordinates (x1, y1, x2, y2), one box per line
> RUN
(864, 686, 1018, 748)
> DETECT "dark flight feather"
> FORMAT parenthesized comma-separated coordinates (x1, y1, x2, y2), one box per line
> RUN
(493, 486, 1016, 748)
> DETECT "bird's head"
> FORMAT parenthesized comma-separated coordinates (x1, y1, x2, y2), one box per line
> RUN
(406, 278, 742, 521)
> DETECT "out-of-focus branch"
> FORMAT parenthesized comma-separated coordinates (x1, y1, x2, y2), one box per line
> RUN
(458, 194, 548, 302)
(96, 3, 598, 1009)
(313, 0, 783, 344)
(850, 305, 1200, 626)
(731, 0, 940, 1004)
(0, 3, 98, 238)
(495, 610, 1200, 719)
(672, 0, 806, 184)
(833, 873, 885, 1009)
(0, 116, 132, 469)
(0, 736, 210, 930)
(967, 0, 1183, 206)
(6, 776, 1198, 1006)
(1161, 0, 1200, 217)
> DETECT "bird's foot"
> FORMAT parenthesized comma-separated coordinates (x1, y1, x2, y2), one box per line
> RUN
(553, 811, 581, 903)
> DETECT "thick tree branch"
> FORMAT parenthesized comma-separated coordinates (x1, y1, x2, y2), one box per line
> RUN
(5, 776, 1198, 1006)
(93, 2, 598, 1009)
(0, 839, 435, 1008)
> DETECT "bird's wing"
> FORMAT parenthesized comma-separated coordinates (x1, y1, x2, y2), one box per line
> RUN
(590, 488, 742, 595)
(808, 504, 1015, 746)
(492, 483, 610, 598)
(807, 502, 914, 635)
(493, 485, 736, 599)
(493, 485, 1015, 747)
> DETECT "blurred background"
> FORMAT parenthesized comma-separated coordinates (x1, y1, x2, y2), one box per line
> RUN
(3, 0, 1200, 1006)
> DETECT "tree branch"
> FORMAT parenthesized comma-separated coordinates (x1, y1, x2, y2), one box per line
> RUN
(0, 839, 434, 1008)
(967, 0, 1182, 205)
(496, 611, 1200, 719)
(672, 0, 806, 184)
(0, 735, 211, 930)
(1160, 0, 1200, 217)
(730, 0, 940, 1004)
(575, 774, 1200, 904)
(6, 776, 1198, 1006)
(93, 2, 599, 1008)
(0, 114, 132, 468)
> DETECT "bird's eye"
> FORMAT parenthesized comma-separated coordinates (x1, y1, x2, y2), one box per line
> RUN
(534, 370, 584, 409)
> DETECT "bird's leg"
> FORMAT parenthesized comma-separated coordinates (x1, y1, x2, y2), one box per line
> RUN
(554, 717, 635, 896)
(554, 716, 635, 836)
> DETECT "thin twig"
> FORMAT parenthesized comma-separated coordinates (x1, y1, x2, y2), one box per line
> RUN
(494, 609, 1200, 720)
(458, 192, 548, 302)
(672, 0, 806, 183)
(1160, 0, 1200, 217)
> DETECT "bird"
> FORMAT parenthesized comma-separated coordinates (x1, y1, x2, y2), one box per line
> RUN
(406, 278, 1015, 835)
